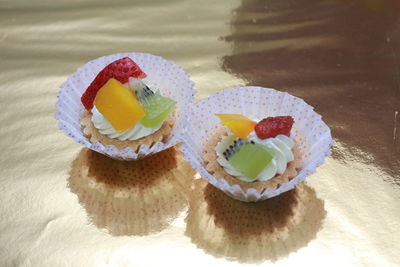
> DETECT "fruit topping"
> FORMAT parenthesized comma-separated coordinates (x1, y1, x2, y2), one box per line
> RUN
(223, 138, 273, 180)
(254, 116, 294, 139)
(81, 57, 146, 110)
(94, 78, 145, 132)
(129, 78, 176, 128)
(215, 114, 256, 139)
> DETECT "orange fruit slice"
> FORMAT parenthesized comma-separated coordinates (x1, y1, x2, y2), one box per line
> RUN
(94, 78, 145, 132)
(216, 113, 256, 139)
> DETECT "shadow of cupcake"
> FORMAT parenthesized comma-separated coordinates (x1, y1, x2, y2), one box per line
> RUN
(68, 147, 195, 236)
(185, 180, 326, 263)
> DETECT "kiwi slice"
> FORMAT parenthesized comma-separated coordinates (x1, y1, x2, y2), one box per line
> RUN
(129, 78, 176, 128)
(140, 92, 175, 128)
(224, 138, 273, 180)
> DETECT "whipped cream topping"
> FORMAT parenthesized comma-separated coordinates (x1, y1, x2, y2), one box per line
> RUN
(216, 133, 295, 182)
(91, 106, 162, 141)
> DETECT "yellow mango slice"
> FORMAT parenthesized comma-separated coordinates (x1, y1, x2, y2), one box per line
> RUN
(216, 113, 256, 139)
(94, 78, 145, 132)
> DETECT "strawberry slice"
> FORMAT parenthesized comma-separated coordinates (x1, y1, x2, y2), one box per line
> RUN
(81, 57, 146, 110)
(254, 116, 294, 139)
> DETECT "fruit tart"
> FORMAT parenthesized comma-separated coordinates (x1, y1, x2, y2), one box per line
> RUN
(81, 57, 176, 151)
(56, 53, 195, 160)
(204, 114, 301, 194)
(179, 87, 332, 201)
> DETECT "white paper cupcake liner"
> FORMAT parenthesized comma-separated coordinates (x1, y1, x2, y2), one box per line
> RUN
(179, 86, 332, 201)
(55, 52, 196, 160)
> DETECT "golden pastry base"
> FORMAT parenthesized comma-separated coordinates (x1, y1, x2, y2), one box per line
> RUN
(68, 147, 195, 236)
(185, 179, 326, 263)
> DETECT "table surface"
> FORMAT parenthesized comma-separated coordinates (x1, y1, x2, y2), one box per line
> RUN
(1, 0, 400, 266)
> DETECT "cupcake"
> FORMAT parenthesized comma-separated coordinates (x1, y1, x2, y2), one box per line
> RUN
(179, 86, 332, 202)
(56, 53, 195, 160)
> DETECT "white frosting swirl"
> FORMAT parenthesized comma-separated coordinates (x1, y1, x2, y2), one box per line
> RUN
(216, 133, 295, 182)
(91, 106, 162, 141)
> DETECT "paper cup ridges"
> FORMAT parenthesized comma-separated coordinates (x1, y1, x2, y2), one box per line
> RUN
(55, 52, 195, 160)
(179, 86, 332, 201)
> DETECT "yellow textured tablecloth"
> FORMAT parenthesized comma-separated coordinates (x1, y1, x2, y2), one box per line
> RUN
(0, 0, 399, 266)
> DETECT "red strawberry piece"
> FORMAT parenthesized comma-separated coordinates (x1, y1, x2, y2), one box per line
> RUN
(81, 57, 147, 110)
(255, 116, 294, 139)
